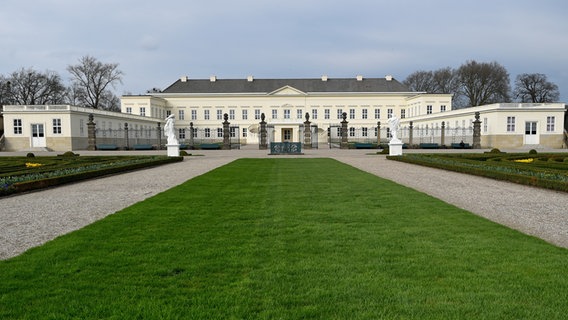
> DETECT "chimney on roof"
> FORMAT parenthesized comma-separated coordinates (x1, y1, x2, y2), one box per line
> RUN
(356, 75, 363, 81)
(247, 75, 254, 82)
(385, 75, 393, 81)
(321, 75, 328, 81)
(180, 76, 188, 82)
(210, 75, 217, 82)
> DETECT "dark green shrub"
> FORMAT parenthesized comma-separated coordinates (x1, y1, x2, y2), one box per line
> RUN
(490, 148, 501, 153)
(528, 149, 538, 155)
(179, 150, 191, 156)
(26, 153, 35, 158)
(378, 148, 389, 155)
(59, 151, 78, 157)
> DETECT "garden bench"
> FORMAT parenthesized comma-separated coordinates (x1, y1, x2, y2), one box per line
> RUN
(419, 143, 439, 149)
(451, 142, 471, 149)
(96, 144, 119, 150)
(133, 144, 153, 150)
(200, 143, 221, 150)
(354, 143, 374, 149)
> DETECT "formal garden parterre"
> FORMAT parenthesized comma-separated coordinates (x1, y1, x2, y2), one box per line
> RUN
(387, 150, 568, 192)
(0, 154, 183, 196)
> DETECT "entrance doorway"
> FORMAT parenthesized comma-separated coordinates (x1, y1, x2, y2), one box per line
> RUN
(524, 121, 539, 145)
(281, 128, 292, 142)
(31, 123, 46, 148)
(525, 121, 540, 144)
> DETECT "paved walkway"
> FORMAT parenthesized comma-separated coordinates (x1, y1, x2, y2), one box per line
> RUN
(1, 147, 567, 260)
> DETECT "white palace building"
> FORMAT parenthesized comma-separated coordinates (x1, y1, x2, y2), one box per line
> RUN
(1, 75, 566, 151)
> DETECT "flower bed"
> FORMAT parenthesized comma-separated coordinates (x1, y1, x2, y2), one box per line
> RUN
(0, 155, 183, 196)
(387, 152, 568, 193)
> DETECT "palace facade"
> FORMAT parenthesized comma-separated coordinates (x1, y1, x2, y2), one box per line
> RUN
(1, 75, 566, 151)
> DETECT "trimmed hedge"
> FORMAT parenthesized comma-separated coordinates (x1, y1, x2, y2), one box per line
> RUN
(1, 156, 183, 196)
(387, 153, 568, 193)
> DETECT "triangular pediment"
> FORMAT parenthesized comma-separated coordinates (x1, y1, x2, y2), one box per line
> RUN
(268, 86, 307, 96)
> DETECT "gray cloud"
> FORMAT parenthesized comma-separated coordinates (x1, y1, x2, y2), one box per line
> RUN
(0, 0, 566, 101)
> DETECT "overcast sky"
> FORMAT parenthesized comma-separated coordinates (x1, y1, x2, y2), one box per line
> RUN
(1, 0, 567, 102)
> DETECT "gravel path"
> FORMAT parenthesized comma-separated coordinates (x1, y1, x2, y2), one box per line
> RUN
(1, 148, 567, 260)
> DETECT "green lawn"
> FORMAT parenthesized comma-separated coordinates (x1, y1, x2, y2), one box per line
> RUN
(1, 158, 567, 319)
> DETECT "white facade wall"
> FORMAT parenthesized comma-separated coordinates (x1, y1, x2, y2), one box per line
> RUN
(2, 105, 161, 151)
(121, 89, 454, 146)
(403, 103, 566, 148)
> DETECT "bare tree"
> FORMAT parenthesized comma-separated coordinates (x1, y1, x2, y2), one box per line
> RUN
(67, 55, 123, 110)
(457, 60, 511, 107)
(432, 67, 460, 95)
(404, 67, 464, 106)
(513, 73, 560, 103)
(7, 68, 67, 105)
(0, 75, 13, 106)
(403, 70, 436, 92)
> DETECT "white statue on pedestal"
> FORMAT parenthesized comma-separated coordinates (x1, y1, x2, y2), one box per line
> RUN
(164, 114, 178, 145)
(388, 115, 401, 142)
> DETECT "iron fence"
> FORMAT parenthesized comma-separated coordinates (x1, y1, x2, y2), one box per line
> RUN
(95, 128, 161, 149)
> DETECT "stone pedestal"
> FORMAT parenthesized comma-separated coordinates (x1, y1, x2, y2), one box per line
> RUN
(389, 139, 403, 156)
(167, 144, 180, 157)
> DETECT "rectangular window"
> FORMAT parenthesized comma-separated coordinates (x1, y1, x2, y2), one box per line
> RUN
(547, 116, 555, 132)
(13, 119, 23, 134)
(401, 109, 406, 119)
(178, 109, 185, 120)
(387, 108, 393, 119)
(52, 118, 62, 134)
(140, 107, 146, 116)
(242, 128, 247, 138)
(191, 110, 197, 120)
(483, 118, 488, 132)
(204, 128, 211, 138)
(255, 109, 261, 120)
(126, 107, 132, 114)
(178, 128, 186, 139)
(217, 109, 223, 120)
(507, 116, 516, 132)
(166, 110, 171, 117)
(427, 105, 433, 114)
(312, 109, 318, 120)
(337, 109, 343, 120)
(374, 109, 380, 119)
(297, 109, 303, 119)
(441, 105, 446, 112)
(284, 109, 290, 119)
(272, 109, 278, 119)
(80, 119, 84, 136)
(242, 109, 248, 120)
(324, 109, 330, 120)
(349, 127, 355, 137)
(230, 127, 237, 138)
(229, 109, 235, 120)
(362, 127, 368, 137)
(362, 109, 368, 120)
(204, 110, 210, 120)
(217, 128, 223, 138)
(349, 109, 355, 119)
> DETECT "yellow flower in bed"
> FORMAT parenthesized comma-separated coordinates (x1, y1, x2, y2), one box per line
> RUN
(25, 162, 44, 168)
(514, 158, 534, 163)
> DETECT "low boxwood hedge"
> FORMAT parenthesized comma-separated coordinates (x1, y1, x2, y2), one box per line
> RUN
(387, 153, 568, 193)
(0, 156, 183, 196)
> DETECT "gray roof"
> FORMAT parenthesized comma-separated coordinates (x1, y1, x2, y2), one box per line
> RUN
(161, 76, 412, 94)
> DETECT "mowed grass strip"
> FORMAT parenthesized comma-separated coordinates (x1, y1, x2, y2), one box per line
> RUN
(1, 158, 567, 319)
